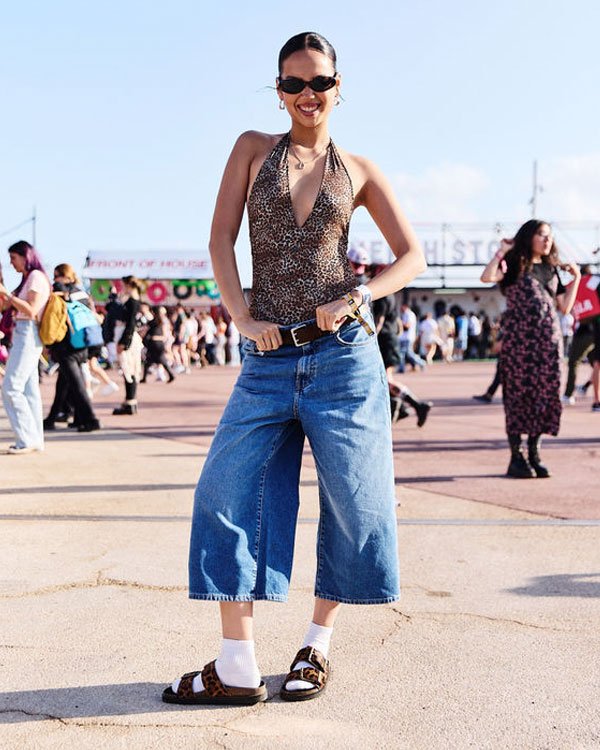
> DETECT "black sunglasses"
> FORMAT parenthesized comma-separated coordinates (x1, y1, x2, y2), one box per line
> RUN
(277, 74, 338, 94)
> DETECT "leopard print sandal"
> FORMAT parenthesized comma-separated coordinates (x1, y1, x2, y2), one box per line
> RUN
(162, 660, 267, 705)
(279, 646, 330, 702)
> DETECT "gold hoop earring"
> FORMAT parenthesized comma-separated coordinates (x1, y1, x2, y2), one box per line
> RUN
(279, 100, 285, 110)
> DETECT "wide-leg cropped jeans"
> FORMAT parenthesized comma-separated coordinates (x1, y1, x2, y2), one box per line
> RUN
(188, 312, 400, 604)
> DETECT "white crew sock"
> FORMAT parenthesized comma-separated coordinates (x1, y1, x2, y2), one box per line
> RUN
(285, 621, 333, 692)
(171, 638, 260, 695)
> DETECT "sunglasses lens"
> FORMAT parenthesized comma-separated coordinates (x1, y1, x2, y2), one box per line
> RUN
(279, 76, 337, 94)
(310, 76, 336, 92)
(279, 78, 304, 94)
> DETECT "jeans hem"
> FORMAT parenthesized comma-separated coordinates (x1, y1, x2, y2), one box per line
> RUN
(188, 592, 288, 602)
(314, 592, 400, 605)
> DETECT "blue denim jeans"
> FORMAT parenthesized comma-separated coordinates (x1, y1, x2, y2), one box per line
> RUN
(2, 320, 44, 450)
(189, 312, 400, 605)
(398, 339, 426, 373)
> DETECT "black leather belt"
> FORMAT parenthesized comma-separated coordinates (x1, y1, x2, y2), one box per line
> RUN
(280, 318, 350, 347)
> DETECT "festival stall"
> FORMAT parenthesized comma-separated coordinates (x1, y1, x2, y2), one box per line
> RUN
(83, 250, 220, 309)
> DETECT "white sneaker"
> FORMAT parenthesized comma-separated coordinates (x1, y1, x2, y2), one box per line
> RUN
(99, 381, 120, 396)
(7, 445, 40, 455)
(561, 395, 575, 405)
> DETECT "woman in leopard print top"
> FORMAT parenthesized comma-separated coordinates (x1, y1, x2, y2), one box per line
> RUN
(165, 31, 425, 706)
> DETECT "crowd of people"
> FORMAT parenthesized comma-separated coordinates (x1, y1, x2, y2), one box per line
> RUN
(0, 248, 245, 450)
(348, 248, 504, 371)
(1, 241, 597, 454)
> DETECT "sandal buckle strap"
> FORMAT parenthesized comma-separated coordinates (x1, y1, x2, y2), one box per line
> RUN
(286, 666, 325, 688)
(177, 670, 201, 699)
(201, 659, 230, 697)
(293, 646, 328, 673)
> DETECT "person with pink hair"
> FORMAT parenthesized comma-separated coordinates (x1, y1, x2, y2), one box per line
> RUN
(0, 241, 51, 454)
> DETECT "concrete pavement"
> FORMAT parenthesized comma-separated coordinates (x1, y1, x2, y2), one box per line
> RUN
(0, 361, 599, 749)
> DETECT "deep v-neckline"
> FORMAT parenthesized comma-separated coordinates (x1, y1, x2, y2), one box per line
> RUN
(284, 134, 331, 231)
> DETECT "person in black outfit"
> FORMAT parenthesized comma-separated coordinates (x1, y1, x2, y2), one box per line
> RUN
(473, 329, 503, 403)
(373, 291, 401, 372)
(372, 269, 432, 427)
(43, 263, 101, 432)
(141, 305, 176, 383)
(113, 276, 143, 415)
(563, 266, 596, 403)
(101, 288, 124, 366)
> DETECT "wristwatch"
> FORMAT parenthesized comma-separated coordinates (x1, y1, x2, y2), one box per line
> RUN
(354, 284, 372, 306)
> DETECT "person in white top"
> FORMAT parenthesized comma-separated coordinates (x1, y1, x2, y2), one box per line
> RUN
(437, 311, 456, 362)
(0, 241, 51, 454)
(398, 302, 427, 371)
(226, 319, 241, 365)
(559, 311, 574, 358)
(199, 312, 217, 364)
(418, 312, 442, 365)
(466, 311, 482, 359)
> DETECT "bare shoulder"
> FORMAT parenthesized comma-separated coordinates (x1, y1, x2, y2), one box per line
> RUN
(334, 145, 387, 205)
(236, 131, 287, 197)
(234, 130, 286, 160)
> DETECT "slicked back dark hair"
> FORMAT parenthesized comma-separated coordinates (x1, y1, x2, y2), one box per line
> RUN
(499, 219, 560, 293)
(278, 32, 337, 76)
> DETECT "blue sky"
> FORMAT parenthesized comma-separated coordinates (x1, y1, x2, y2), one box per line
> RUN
(1, 0, 599, 289)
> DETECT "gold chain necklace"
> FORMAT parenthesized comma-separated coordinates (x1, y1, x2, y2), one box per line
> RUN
(288, 140, 329, 170)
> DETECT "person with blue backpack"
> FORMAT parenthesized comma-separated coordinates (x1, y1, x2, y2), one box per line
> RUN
(43, 263, 101, 433)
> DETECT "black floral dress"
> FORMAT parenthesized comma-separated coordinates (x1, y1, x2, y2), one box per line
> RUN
(500, 264, 565, 436)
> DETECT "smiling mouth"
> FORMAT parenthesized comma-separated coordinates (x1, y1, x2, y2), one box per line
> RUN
(297, 102, 320, 115)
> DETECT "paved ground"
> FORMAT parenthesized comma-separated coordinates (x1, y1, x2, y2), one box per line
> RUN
(1, 360, 599, 749)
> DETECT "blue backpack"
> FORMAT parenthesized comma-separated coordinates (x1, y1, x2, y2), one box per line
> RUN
(67, 300, 104, 350)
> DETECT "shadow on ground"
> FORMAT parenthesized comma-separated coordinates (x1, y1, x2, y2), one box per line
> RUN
(0, 673, 287, 723)
(0, 484, 196, 495)
(506, 573, 600, 598)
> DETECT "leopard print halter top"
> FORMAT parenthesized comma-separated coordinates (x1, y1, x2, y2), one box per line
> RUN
(247, 132, 357, 325)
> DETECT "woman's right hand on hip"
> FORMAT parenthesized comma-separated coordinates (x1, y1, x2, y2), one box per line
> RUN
(237, 317, 283, 351)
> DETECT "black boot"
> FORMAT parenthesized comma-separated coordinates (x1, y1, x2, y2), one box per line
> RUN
(415, 401, 433, 427)
(125, 377, 138, 402)
(112, 403, 137, 415)
(78, 418, 102, 432)
(402, 388, 433, 427)
(390, 395, 410, 422)
(527, 435, 551, 478)
(507, 434, 535, 478)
